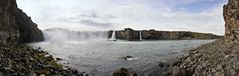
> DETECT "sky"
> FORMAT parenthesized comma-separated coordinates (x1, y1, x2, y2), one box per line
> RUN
(17, 0, 227, 35)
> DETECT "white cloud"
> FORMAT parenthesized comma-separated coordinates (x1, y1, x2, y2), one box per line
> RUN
(17, 0, 226, 35)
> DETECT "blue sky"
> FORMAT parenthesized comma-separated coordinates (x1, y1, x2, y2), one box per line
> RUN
(17, 0, 227, 35)
(172, 0, 226, 12)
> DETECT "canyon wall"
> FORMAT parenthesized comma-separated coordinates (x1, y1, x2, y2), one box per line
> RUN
(224, 0, 239, 43)
(0, 0, 44, 43)
(170, 1, 239, 76)
(109, 28, 222, 41)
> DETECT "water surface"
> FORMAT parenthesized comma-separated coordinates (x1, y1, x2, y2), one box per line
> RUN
(30, 30, 214, 76)
(30, 40, 213, 76)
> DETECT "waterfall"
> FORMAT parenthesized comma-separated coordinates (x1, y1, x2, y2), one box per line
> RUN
(77, 31, 108, 40)
(43, 28, 108, 41)
(110, 31, 116, 41)
(139, 31, 143, 41)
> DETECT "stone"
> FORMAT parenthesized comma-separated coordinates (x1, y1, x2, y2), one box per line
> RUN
(224, 0, 239, 43)
(122, 55, 133, 60)
(230, 69, 236, 76)
(216, 65, 223, 71)
(113, 68, 137, 76)
(172, 66, 180, 76)
(113, 68, 128, 76)
(215, 72, 224, 76)
(56, 58, 63, 61)
(159, 62, 165, 68)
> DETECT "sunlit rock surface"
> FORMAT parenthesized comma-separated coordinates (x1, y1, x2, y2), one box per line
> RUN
(224, 0, 239, 43)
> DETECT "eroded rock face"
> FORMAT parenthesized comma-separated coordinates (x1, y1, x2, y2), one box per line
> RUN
(0, 0, 18, 32)
(16, 9, 44, 43)
(109, 28, 222, 41)
(0, 0, 44, 43)
(224, 0, 239, 43)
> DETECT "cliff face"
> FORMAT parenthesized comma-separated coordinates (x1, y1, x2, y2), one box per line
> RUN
(0, 0, 44, 43)
(224, 0, 239, 43)
(16, 9, 44, 43)
(109, 28, 222, 41)
(109, 28, 140, 41)
(169, 0, 239, 76)
(0, 0, 17, 32)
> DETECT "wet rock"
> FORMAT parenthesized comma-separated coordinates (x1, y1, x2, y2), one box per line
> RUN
(56, 58, 63, 61)
(159, 62, 165, 68)
(0, 42, 86, 76)
(113, 68, 137, 76)
(158, 62, 170, 68)
(122, 55, 133, 60)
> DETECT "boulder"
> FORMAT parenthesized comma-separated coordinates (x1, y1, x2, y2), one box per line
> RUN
(113, 68, 137, 76)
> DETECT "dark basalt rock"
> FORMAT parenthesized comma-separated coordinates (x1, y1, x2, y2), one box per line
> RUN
(109, 28, 222, 41)
(121, 55, 133, 60)
(0, 0, 85, 76)
(0, 42, 86, 76)
(159, 62, 170, 68)
(113, 68, 137, 76)
(15, 9, 44, 43)
(0, 0, 44, 43)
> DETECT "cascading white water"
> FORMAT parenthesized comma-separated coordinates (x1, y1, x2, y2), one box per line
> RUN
(139, 31, 142, 41)
(43, 28, 108, 41)
(109, 31, 116, 41)
(77, 31, 108, 40)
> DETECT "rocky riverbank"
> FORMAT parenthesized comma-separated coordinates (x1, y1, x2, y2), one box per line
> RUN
(169, 0, 239, 76)
(171, 39, 237, 76)
(113, 0, 239, 75)
(112, 38, 239, 76)
(0, 39, 88, 76)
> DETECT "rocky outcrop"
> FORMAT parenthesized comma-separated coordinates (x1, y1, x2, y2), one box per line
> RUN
(172, 39, 239, 76)
(109, 28, 222, 41)
(16, 9, 44, 43)
(224, 0, 239, 43)
(0, 0, 44, 43)
(0, 41, 87, 76)
(109, 28, 140, 41)
(169, 0, 239, 76)
(0, 0, 84, 76)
